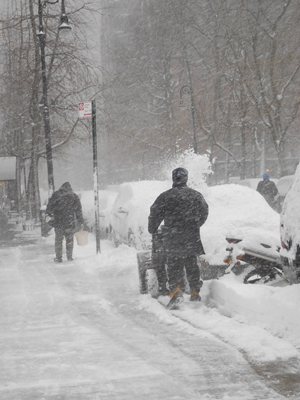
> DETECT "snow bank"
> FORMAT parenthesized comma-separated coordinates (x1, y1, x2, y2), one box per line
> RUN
(209, 272, 300, 351)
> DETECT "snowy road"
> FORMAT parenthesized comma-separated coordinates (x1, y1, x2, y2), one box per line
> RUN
(0, 237, 299, 399)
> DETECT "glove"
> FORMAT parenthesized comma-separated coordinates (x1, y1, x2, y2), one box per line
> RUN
(45, 214, 51, 223)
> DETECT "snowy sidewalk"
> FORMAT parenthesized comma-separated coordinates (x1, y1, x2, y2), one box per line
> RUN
(0, 236, 298, 399)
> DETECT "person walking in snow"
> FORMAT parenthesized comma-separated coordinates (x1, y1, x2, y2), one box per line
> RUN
(46, 182, 83, 263)
(148, 167, 209, 310)
(256, 173, 278, 210)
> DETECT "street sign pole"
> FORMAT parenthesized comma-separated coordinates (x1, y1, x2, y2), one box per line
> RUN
(92, 100, 101, 254)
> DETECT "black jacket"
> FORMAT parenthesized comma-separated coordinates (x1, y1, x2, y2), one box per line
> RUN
(46, 183, 83, 231)
(256, 179, 278, 205)
(148, 182, 209, 257)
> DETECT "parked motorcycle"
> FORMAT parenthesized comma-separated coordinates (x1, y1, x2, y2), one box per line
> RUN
(223, 237, 288, 285)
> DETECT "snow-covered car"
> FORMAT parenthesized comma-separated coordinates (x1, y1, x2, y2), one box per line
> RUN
(201, 183, 280, 265)
(107, 178, 280, 262)
(78, 190, 118, 238)
(108, 181, 169, 250)
(280, 166, 300, 283)
(276, 174, 295, 212)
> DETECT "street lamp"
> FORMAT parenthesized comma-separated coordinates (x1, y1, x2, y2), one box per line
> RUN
(179, 85, 197, 154)
(37, 0, 71, 197)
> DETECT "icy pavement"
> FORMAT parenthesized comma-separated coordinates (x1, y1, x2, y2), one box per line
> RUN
(0, 236, 299, 399)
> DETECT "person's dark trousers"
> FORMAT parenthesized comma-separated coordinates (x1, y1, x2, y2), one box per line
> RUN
(55, 228, 74, 260)
(166, 255, 201, 293)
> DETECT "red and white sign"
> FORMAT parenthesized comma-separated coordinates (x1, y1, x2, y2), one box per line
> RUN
(78, 102, 92, 119)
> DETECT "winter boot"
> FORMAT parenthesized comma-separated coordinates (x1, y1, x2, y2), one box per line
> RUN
(166, 285, 184, 310)
(190, 288, 201, 302)
(54, 257, 62, 263)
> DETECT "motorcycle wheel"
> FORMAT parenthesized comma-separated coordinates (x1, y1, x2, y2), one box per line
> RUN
(243, 269, 262, 284)
(243, 268, 277, 284)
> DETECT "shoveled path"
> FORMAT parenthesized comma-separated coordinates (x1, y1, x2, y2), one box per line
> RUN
(0, 239, 290, 399)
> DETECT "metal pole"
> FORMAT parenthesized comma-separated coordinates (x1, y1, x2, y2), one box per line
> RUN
(61, 0, 66, 14)
(92, 100, 101, 253)
(38, 0, 55, 198)
(180, 85, 197, 153)
(190, 95, 197, 154)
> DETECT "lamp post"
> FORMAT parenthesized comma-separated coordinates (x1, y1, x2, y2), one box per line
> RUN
(179, 85, 197, 154)
(37, 0, 71, 197)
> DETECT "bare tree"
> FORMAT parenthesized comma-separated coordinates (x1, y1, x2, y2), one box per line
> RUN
(0, 0, 104, 218)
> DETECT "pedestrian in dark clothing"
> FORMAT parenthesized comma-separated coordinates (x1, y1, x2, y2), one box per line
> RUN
(46, 182, 83, 262)
(148, 168, 209, 310)
(256, 173, 279, 210)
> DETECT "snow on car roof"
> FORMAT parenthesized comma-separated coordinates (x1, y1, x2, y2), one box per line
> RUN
(277, 175, 295, 196)
(111, 180, 170, 229)
(202, 184, 280, 264)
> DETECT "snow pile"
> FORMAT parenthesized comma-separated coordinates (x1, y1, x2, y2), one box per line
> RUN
(209, 273, 300, 352)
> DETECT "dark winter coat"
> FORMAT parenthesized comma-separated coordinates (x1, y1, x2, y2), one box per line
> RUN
(256, 179, 278, 205)
(148, 182, 209, 257)
(46, 182, 83, 231)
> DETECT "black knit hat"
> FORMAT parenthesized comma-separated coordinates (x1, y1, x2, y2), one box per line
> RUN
(172, 167, 188, 182)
